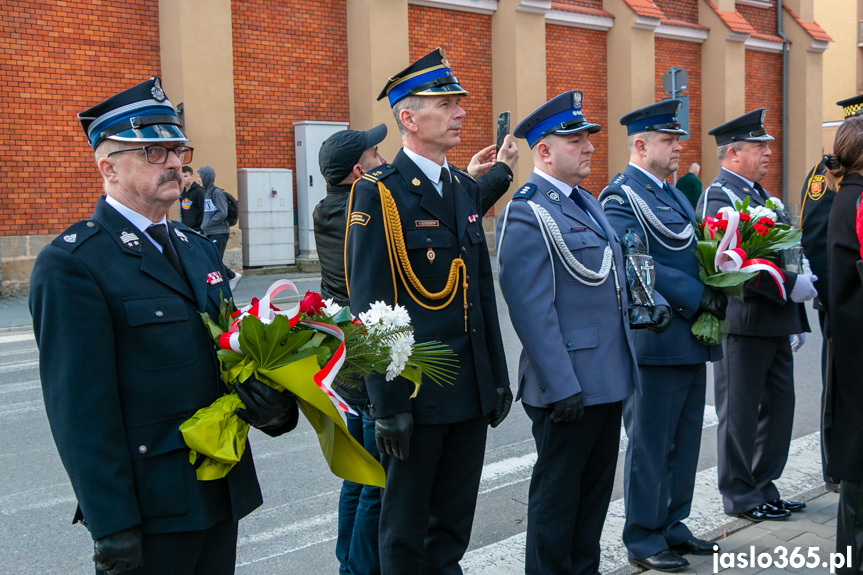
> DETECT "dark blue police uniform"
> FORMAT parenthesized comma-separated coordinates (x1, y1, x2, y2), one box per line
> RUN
(599, 100, 723, 568)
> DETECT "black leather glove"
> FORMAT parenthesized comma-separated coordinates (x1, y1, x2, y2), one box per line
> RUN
(375, 412, 414, 461)
(489, 386, 513, 428)
(550, 393, 584, 423)
(646, 305, 672, 334)
(698, 286, 728, 320)
(93, 526, 143, 575)
(234, 377, 297, 430)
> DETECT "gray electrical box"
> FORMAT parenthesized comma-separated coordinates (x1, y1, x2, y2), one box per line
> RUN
(237, 168, 294, 266)
(293, 120, 349, 265)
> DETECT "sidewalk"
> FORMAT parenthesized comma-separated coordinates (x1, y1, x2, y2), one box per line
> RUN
(637, 489, 843, 575)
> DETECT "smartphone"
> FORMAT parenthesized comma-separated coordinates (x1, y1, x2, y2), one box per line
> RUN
(496, 111, 511, 149)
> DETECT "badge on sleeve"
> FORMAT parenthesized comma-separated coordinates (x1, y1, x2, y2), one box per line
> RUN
(206, 271, 224, 285)
(350, 212, 371, 226)
(807, 174, 827, 201)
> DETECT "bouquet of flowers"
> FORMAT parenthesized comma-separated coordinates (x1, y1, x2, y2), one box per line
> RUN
(179, 280, 457, 485)
(691, 196, 801, 345)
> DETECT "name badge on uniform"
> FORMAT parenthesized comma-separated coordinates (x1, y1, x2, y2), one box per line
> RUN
(416, 219, 439, 227)
(206, 271, 224, 285)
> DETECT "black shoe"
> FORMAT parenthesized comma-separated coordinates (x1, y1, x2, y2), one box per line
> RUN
(826, 481, 840, 493)
(628, 550, 689, 573)
(735, 503, 790, 522)
(670, 537, 720, 555)
(769, 497, 806, 512)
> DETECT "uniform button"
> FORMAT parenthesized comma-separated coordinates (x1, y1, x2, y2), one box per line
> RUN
(471, 328, 477, 336)
(155, 310, 164, 318)
(461, 246, 467, 254)
(677, 307, 684, 313)
(539, 386, 546, 393)
(469, 302, 474, 310)
(581, 239, 586, 244)
(427, 238, 433, 244)
(86, 221, 95, 228)
(566, 342, 572, 348)
(138, 445, 148, 454)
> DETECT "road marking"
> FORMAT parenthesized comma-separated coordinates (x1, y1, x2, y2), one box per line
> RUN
(0, 332, 35, 345)
(460, 432, 823, 574)
(0, 359, 39, 374)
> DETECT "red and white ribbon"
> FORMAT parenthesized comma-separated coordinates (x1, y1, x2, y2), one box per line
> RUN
(711, 208, 787, 299)
(219, 280, 357, 415)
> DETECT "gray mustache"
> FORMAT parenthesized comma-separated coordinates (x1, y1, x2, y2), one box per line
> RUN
(159, 171, 183, 186)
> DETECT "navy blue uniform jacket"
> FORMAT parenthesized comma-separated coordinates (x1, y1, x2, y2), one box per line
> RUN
(30, 197, 271, 540)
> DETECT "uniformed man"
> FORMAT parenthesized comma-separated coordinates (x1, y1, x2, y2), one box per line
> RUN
(696, 109, 816, 522)
(29, 77, 298, 575)
(799, 94, 863, 493)
(496, 91, 671, 575)
(599, 100, 725, 572)
(344, 49, 512, 574)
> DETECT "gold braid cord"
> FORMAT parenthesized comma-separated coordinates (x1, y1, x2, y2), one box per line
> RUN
(345, 178, 469, 330)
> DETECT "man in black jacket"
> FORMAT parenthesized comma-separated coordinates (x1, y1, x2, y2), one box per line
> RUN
(180, 165, 204, 231)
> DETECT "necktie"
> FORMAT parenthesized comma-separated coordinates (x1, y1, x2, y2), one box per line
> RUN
(754, 182, 769, 200)
(146, 224, 186, 279)
(569, 187, 590, 213)
(440, 168, 455, 215)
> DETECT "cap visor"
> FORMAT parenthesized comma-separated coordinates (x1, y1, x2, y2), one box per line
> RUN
(414, 84, 469, 97)
(107, 124, 189, 143)
(364, 123, 388, 148)
(554, 122, 602, 135)
(657, 127, 689, 135)
(743, 134, 774, 142)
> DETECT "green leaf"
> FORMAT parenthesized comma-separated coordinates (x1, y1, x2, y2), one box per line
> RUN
(237, 315, 320, 370)
(696, 240, 719, 276)
(331, 307, 353, 324)
(704, 270, 758, 288)
(200, 312, 224, 343)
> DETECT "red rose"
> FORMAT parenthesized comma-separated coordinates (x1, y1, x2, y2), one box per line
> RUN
(299, 291, 326, 316)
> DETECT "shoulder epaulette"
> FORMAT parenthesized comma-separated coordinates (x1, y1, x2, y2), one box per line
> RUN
(361, 163, 396, 184)
(51, 219, 101, 252)
(610, 172, 628, 186)
(451, 165, 476, 183)
(513, 183, 537, 200)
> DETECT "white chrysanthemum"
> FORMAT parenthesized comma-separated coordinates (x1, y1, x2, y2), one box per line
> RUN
(765, 197, 784, 211)
(748, 205, 777, 223)
(385, 333, 415, 380)
(358, 301, 391, 331)
(384, 304, 411, 328)
(322, 298, 342, 317)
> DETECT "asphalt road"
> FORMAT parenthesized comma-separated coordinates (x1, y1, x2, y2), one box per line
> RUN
(0, 275, 825, 574)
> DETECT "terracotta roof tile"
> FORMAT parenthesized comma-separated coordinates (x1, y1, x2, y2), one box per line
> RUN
(660, 18, 709, 31)
(622, 0, 664, 20)
(703, 0, 756, 36)
(783, 3, 832, 43)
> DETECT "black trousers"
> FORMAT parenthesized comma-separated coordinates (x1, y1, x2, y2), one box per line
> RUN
(378, 415, 488, 575)
(838, 480, 863, 574)
(819, 310, 837, 484)
(96, 518, 238, 575)
(524, 401, 623, 575)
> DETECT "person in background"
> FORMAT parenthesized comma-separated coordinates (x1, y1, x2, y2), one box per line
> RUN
(800, 94, 863, 494)
(180, 165, 204, 232)
(676, 162, 702, 209)
(199, 165, 241, 291)
(29, 76, 298, 575)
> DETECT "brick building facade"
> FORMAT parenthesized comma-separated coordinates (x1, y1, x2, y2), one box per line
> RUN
(0, 0, 829, 293)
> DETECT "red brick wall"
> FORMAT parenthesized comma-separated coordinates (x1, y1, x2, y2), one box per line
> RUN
(654, 38, 702, 182)
(745, 50, 783, 195)
(737, 4, 778, 36)
(408, 5, 493, 172)
(0, 0, 160, 236)
(545, 24, 609, 194)
(655, 0, 699, 24)
(232, 0, 349, 181)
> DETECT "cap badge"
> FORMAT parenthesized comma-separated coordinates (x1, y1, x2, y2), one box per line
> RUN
(412, 178, 421, 187)
(63, 234, 77, 244)
(439, 47, 449, 68)
(572, 91, 582, 109)
(150, 77, 166, 102)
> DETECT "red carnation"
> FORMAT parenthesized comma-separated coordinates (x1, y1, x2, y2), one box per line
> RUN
(739, 212, 751, 222)
(757, 217, 775, 229)
(753, 223, 770, 237)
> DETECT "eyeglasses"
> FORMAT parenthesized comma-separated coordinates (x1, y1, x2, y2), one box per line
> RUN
(107, 145, 194, 165)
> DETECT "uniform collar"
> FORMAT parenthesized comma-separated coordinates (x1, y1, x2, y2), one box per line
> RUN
(403, 146, 451, 186)
(105, 194, 167, 251)
(532, 167, 576, 197)
(721, 167, 756, 189)
(627, 162, 667, 190)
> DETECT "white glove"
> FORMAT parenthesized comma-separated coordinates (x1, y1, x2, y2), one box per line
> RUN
(790, 333, 806, 352)
(790, 273, 818, 303)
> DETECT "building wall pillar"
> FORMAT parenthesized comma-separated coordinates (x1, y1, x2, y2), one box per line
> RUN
(159, 0, 242, 270)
